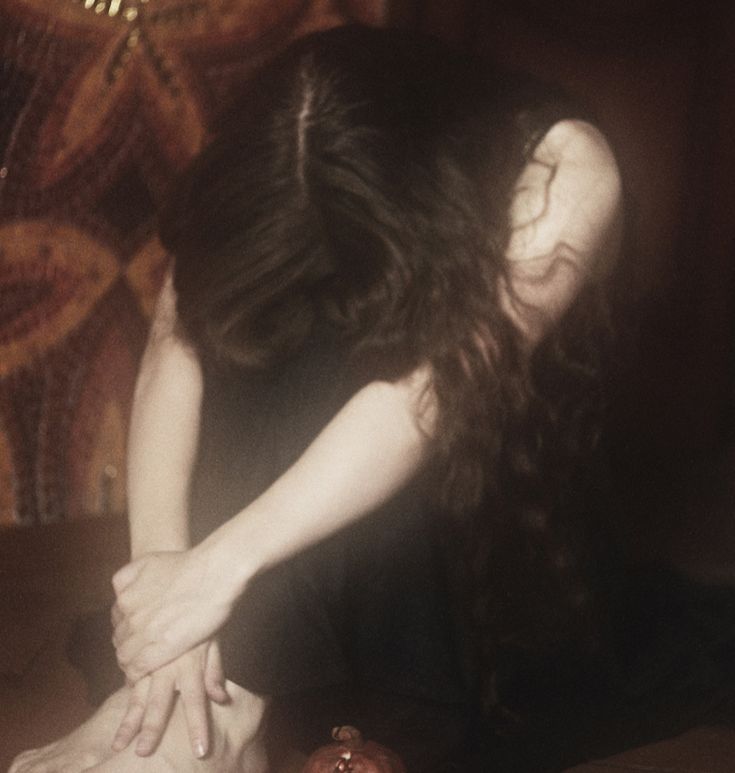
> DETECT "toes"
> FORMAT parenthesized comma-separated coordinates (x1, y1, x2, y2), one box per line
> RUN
(9, 748, 41, 773)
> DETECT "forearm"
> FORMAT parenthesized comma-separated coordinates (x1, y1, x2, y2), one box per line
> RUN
(199, 368, 436, 596)
(127, 344, 202, 557)
(127, 274, 203, 558)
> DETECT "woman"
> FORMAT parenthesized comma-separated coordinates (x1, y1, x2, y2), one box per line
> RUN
(11, 24, 621, 772)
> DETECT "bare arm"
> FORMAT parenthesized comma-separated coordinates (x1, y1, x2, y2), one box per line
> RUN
(126, 270, 202, 557)
(203, 367, 436, 595)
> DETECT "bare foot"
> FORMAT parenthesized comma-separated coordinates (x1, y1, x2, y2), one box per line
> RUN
(9, 688, 130, 773)
(85, 680, 268, 773)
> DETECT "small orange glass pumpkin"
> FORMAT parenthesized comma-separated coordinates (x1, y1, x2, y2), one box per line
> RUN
(302, 726, 407, 773)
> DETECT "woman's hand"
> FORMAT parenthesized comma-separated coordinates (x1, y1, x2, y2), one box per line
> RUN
(111, 547, 237, 682)
(110, 640, 229, 758)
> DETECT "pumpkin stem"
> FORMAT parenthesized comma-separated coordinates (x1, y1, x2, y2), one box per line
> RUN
(331, 726, 364, 748)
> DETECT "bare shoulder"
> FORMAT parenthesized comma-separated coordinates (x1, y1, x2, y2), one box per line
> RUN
(501, 119, 623, 342)
(534, 118, 619, 177)
(506, 119, 622, 273)
(537, 118, 622, 241)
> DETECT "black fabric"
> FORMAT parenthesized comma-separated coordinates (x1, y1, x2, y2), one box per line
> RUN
(460, 567, 735, 772)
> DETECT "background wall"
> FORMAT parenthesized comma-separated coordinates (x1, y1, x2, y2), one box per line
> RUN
(1, 1, 734, 541)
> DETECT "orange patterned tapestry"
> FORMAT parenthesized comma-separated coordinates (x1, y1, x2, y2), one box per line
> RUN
(0, 0, 389, 525)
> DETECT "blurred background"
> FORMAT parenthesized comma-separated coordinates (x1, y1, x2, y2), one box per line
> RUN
(0, 0, 734, 768)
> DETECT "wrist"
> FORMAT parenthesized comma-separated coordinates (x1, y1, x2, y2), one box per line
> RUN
(196, 522, 257, 604)
(128, 507, 191, 559)
(130, 534, 190, 560)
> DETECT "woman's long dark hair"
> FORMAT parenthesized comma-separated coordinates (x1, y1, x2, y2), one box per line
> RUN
(160, 24, 616, 720)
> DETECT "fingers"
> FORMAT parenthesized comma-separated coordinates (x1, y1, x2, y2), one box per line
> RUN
(134, 672, 177, 757)
(116, 620, 201, 683)
(110, 590, 135, 658)
(116, 641, 161, 684)
(111, 678, 149, 752)
(204, 641, 229, 704)
(112, 560, 143, 594)
(114, 620, 165, 682)
(110, 602, 122, 629)
(111, 602, 154, 677)
(178, 661, 210, 758)
(111, 613, 129, 654)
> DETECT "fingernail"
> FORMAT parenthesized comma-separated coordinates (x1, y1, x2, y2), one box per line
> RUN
(195, 739, 206, 758)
